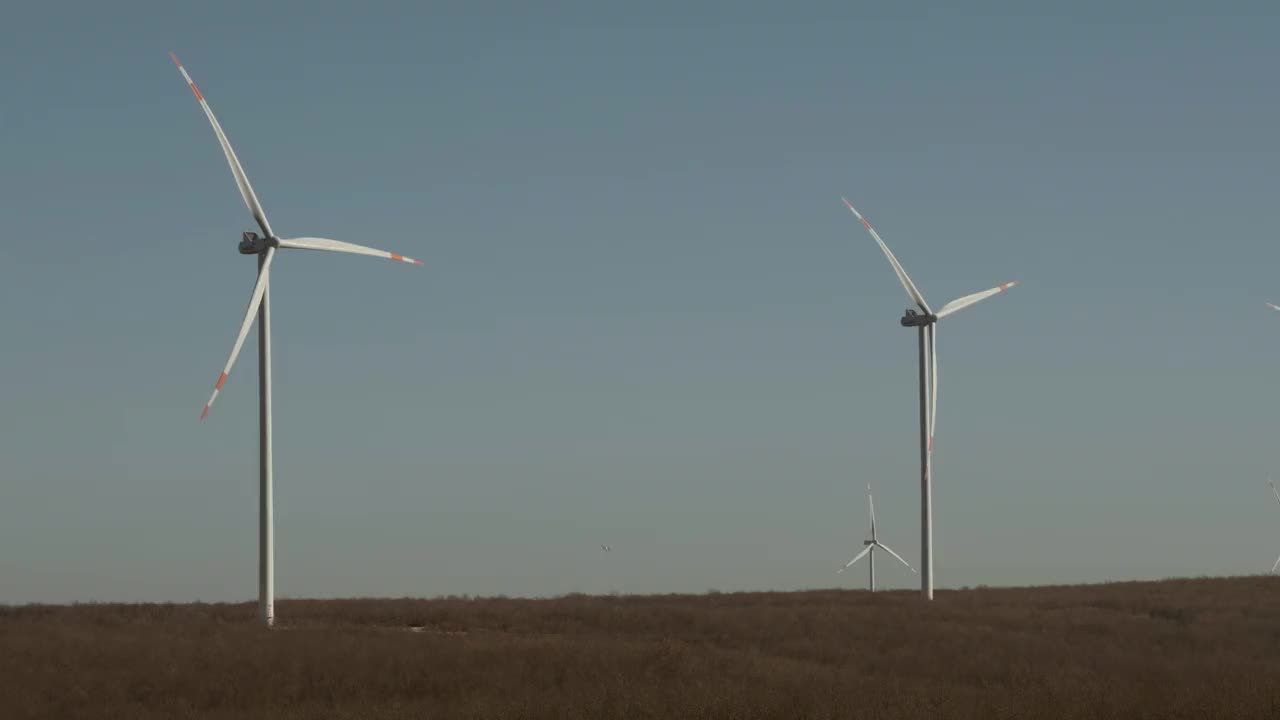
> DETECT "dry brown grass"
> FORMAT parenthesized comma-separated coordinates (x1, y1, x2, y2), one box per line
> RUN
(4, 576, 1280, 719)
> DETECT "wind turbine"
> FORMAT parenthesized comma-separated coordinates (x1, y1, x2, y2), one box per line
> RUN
(1270, 479, 1280, 574)
(838, 484, 916, 591)
(172, 53, 423, 627)
(842, 197, 1017, 600)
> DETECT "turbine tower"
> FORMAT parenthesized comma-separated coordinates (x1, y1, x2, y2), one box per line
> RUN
(172, 54, 423, 626)
(838, 484, 916, 591)
(842, 198, 1017, 600)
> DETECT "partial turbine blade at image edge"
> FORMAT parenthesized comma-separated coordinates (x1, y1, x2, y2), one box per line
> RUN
(840, 197, 931, 313)
(169, 52, 274, 238)
(200, 247, 277, 420)
(935, 281, 1019, 319)
(278, 237, 424, 266)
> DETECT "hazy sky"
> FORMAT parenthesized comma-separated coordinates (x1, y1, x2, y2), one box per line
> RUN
(3, 2, 1280, 603)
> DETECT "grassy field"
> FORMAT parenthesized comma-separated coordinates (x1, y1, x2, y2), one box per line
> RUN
(3, 576, 1280, 719)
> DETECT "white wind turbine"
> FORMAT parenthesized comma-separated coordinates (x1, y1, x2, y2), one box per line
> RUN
(842, 197, 1017, 600)
(1267, 307, 1280, 573)
(837, 484, 916, 591)
(172, 54, 423, 626)
(1270, 479, 1280, 574)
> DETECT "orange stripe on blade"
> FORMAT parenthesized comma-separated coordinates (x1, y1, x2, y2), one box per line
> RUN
(200, 406, 210, 421)
(215, 372, 227, 390)
(390, 253, 404, 262)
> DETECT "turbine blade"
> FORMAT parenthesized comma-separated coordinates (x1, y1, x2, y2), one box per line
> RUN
(837, 545, 873, 573)
(936, 282, 1019, 319)
(1268, 303, 1280, 313)
(875, 542, 918, 573)
(927, 324, 938, 455)
(867, 483, 877, 540)
(841, 198, 931, 314)
(1271, 477, 1280, 506)
(200, 247, 277, 420)
(277, 237, 423, 266)
(1273, 552, 1280, 574)
(170, 53, 274, 238)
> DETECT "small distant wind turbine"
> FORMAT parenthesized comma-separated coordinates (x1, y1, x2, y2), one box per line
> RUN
(842, 198, 1017, 600)
(171, 54, 422, 627)
(838, 484, 916, 591)
(1270, 479, 1280, 574)
(601, 544, 613, 552)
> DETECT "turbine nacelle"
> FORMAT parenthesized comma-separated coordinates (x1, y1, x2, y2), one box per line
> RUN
(239, 231, 278, 255)
(900, 309, 937, 327)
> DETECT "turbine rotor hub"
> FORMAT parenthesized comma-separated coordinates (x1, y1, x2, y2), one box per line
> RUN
(238, 231, 279, 255)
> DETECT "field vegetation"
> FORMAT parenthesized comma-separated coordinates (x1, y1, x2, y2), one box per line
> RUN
(3, 576, 1280, 719)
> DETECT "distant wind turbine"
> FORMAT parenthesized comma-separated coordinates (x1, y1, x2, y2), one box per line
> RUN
(1270, 478, 1280, 574)
(171, 53, 423, 627)
(842, 197, 1018, 600)
(838, 484, 916, 591)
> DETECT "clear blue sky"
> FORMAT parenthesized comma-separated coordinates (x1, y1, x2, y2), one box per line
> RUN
(2, 2, 1279, 603)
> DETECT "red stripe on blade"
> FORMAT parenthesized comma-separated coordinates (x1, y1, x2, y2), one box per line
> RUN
(190, 83, 204, 101)
(200, 406, 210, 421)
(390, 253, 404, 262)
(215, 372, 227, 390)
